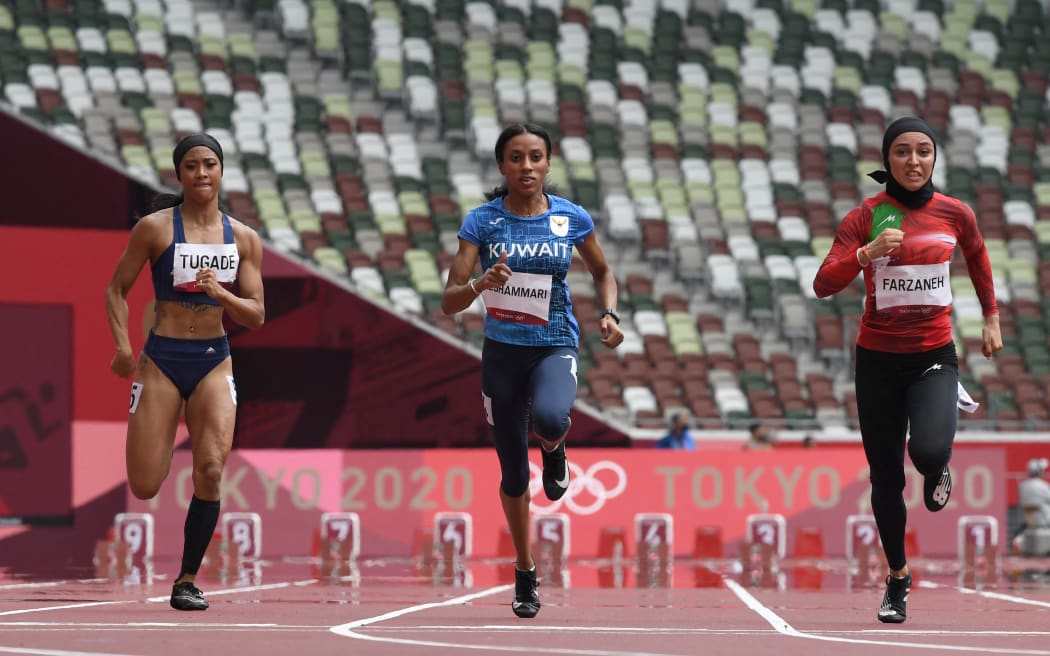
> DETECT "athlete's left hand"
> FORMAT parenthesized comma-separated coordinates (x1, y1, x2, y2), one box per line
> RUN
(982, 314, 1003, 358)
(600, 316, 624, 349)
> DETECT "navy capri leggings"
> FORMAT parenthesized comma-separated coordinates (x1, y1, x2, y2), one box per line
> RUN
(481, 339, 579, 497)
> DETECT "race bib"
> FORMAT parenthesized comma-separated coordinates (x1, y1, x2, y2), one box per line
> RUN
(481, 272, 553, 325)
(874, 262, 951, 310)
(172, 242, 239, 291)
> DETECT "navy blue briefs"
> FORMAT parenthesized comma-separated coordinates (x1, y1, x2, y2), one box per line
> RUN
(143, 332, 230, 399)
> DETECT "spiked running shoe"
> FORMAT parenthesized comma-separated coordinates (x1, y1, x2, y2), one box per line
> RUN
(541, 441, 570, 501)
(170, 581, 209, 611)
(877, 573, 911, 623)
(512, 567, 540, 618)
(924, 466, 952, 512)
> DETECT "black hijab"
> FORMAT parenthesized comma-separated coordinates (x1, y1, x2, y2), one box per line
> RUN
(867, 116, 937, 209)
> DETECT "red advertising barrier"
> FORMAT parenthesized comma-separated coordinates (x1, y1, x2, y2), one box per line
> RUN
(0, 303, 73, 521)
(128, 446, 1005, 559)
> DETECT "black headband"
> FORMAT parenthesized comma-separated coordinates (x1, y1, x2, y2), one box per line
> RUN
(173, 133, 224, 179)
(867, 116, 937, 209)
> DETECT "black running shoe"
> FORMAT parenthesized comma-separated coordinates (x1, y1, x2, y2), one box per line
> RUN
(512, 567, 540, 618)
(877, 573, 911, 623)
(170, 581, 209, 611)
(924, 466, 952, 512)
(541, 441, 570, 501)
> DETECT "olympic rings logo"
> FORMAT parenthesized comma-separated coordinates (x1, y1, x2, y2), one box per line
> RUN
(528, 460, 627, 515)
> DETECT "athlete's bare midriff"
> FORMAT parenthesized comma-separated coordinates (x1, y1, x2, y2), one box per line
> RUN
(153, 299, 226, 339)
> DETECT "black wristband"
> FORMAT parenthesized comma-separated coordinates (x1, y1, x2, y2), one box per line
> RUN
(600, 309, 620, 325)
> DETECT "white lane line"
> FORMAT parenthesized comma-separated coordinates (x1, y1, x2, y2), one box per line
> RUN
(724, 578, 1050, 655)
(0, 602, 130, 617)
(0, 622, 314, 628)
(331, 585, 683, 655)
(0, 578, 318, 615)
(145, 578, 317, 603)
(920, 580, 1050, 608)
(0, 647, 140, 656)
(0, 582, 71, 591)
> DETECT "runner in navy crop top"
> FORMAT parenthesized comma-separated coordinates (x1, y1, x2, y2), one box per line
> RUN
(105, 133, 265, 612)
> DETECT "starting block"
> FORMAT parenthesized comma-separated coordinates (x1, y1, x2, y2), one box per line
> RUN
(958, 515, 998, 586)
(319, 512, 361, 561)
(222, 512, 262, 560)
(114, 512, 154, 562)
(742, 514, 786, 588)
(846, 514, 884, 588)
(534, 513, 570, 560)
(846, 515, 879, 562)
(635, 513, 673, 588)
(94, 513, 155, 582)
(434, 512, 472, 560)
(534, 513, 571, 587)
(746, 513, 786, 558)
(635, 513, 674, 556)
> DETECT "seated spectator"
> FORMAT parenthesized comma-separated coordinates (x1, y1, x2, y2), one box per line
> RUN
(744, 422, 775, 450)
(655, 414, 696, 450)
(1012, 458, 1050, 556)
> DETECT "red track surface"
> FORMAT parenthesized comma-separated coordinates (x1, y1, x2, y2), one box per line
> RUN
(2, 557, 1050, 656)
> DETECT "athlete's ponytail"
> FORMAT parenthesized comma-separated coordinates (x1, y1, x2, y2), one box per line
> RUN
(151, 192, 183, 212)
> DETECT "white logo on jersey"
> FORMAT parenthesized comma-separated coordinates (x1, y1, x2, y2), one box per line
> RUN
(550, 215, 569, 237)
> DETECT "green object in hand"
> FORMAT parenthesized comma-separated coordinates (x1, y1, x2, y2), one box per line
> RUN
(870, 202, 903, 240)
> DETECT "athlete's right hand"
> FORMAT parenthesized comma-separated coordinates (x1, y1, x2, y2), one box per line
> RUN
(868, 228, 904, 259)
(477, 251, 511, 291)
(110, 349, 136, 378)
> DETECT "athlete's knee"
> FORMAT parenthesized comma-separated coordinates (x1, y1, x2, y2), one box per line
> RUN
(908, 439, 950, 476)
(192, 458, 225, 495)
(500, 462, 531, 498)
(500, 477, 529, 498)
(128, 477, 162, 500)
(869, 467, 906, 496)
(532, 407, 569, 442)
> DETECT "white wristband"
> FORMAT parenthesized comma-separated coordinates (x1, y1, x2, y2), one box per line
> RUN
(468, 278, 480, 295)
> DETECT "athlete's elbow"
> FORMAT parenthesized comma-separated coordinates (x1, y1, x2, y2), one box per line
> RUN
(440, 294, 459, 316)
(245, 308, 265, 330)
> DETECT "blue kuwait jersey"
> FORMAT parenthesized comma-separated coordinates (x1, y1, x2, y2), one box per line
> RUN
(458, 194, 595, 347)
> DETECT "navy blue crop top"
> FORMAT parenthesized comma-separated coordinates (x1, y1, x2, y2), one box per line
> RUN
(151, 206, 238, 306)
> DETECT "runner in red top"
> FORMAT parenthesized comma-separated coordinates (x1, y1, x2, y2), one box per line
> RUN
(813, 116, 1003, 624)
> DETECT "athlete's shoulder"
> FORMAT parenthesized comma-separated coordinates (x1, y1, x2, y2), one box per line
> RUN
(932, 191, 973, 214)
(548, 194, 588, 217)
(860, 191, 891, 210)
(131, 208, 173, 239)
(467, 196, 502, 218)
(229, 215, 262, 248)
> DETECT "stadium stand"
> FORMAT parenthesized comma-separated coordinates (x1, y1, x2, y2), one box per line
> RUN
(3, 0, 1049, 434)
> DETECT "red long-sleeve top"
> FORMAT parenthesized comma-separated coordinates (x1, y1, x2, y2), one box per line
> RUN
(813, 191, 998, 353)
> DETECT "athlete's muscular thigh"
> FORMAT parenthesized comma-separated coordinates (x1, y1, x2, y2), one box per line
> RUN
(126, 356, 183, 499)
(184, 359, 236, 498)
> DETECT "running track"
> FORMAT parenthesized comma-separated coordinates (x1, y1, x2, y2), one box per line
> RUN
(2, 558, 1050, 656)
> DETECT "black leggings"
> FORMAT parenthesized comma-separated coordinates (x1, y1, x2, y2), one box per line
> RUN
(855, 341, 959, 570)
(481, 339, 578, 497)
